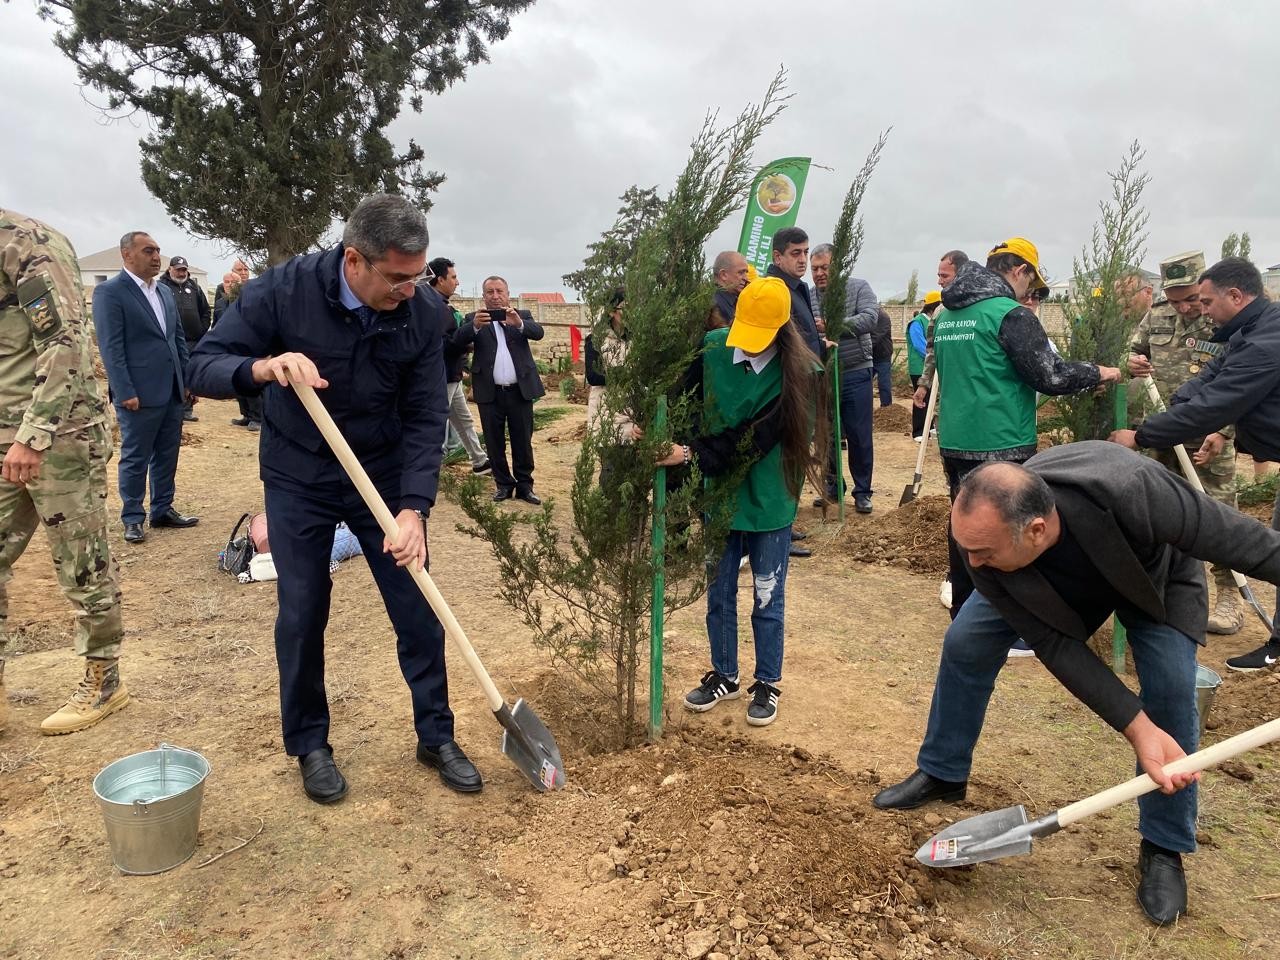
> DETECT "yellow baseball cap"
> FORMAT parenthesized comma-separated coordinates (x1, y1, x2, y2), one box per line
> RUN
(989, 237, 1050, 294)
(923, 289, 942, 306)
(725, 277, 791, 353)
(745, 262, 759, 281)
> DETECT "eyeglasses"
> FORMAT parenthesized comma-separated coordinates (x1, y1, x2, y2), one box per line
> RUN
(357, 250, 434, 294)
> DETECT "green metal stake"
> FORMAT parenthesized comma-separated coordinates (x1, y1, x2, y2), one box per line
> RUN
(649, 395, 668, 741)
(831, 352, 845, 521)
(1111, 381, 1128, 674)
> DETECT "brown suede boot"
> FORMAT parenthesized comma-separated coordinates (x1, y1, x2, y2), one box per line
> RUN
(1207, 590, 1244, 635)
(40, 657, 129, 735)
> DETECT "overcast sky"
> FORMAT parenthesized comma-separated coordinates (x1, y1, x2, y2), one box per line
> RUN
(3, 0, 1278, 298)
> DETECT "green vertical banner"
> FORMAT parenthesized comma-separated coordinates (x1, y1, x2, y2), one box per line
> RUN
(738, 156, 812, 275)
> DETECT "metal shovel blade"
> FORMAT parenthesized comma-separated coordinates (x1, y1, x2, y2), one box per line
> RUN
(899, 474, 923, 507)
(1239, 582, 1276, 632)
(497, 698, 566, 792)
(916, 804, 1040, 868)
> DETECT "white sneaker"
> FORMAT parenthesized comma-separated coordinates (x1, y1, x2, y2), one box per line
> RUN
(1007, 639, 1036, 659)
(938, 579, 953, 609)
(913, 435, 925, 443)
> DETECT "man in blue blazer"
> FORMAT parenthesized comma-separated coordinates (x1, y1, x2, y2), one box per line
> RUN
(92, 231, 199, 542)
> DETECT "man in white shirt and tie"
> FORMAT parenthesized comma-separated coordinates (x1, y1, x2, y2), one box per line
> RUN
(453, 276, 545, 504)
(92, 231, 199, 542)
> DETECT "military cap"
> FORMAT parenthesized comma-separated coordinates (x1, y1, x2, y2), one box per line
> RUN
(1159, 251, 1205, 289)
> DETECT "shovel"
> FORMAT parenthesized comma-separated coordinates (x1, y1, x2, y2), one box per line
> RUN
(899, 372, 940, 506)
(1138, 376, 1274, 631)
(290, 378, 565, 792)
(917, 716, 1280, 868)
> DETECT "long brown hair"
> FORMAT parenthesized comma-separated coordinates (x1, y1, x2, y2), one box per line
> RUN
(773, 321, 830, 500)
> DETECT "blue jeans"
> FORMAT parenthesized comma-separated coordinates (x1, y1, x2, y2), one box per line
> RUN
(917, 592, 1199, 853)
(873, 359, 893, 407)
(706, 526, 791, 684)
(826, 367, 874, 498)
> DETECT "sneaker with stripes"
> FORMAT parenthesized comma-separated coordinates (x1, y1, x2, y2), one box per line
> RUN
(684, 671, 741, 712)
(745, 681, 780, 726)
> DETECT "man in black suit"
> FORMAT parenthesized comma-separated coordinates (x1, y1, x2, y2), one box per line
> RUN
(92, 231, 199, 543)
(871, 442, 1280, 926)
(454, 276, 545, 504)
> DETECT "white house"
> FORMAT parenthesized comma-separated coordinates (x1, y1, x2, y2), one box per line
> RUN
(77, 247, 210, 300)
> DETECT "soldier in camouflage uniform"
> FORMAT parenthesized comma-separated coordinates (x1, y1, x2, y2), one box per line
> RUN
(1127, 250, 1243, 633)
(0, 209, 128, 736)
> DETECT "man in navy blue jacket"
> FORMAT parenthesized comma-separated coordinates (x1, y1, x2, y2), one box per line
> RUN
(187, 195, 479, 804)
(92, 231, 199, 542)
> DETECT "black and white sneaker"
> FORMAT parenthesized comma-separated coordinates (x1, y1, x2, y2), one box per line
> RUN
(472, 460, 492, 476)
(684, 671, 741, 711)
(1225, 640, 1280, 673)
(745, 681, 780, 726)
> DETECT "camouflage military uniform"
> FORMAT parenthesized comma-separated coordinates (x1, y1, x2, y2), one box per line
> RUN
(0, 209, 123, 670)
(1128, 250, 1240, 629)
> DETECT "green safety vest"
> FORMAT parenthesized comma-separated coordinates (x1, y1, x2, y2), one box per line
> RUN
(907, 314, 926, 377)
(933, 297, 1036, 453)
(701, 328, 795, 531)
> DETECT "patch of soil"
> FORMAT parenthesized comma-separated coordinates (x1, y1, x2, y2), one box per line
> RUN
(1242, 500, 1274, 524)
(1205, 669, 1280, 737)
(493, 716, 978, 960)
(546, 421, 587, 445)
(834, 495, 951, 577)
(873, 404, 913, 434)
(543, 372, 589, 405)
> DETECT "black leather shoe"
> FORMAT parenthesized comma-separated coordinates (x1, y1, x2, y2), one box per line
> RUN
(182, 411, 199, 422)
(789, 545, 812, 558)
(872, 768, 967, 810)
(298, 748, 348, 804)
(790, 529, 808, 541)
(417, 740, 483, 793)
(123, 522, 145, 543)
(516, 491, 542, 506)
(492, 489, 514, 502)
(230, 417, 249, 426)
(1137, 839, 1187, 926)
(151, 508, 200, 528)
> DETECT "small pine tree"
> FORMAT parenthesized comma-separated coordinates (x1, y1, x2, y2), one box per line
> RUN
(1054, 141, 1150, 442)
(453, 70, 790, 746)
(905, 269, 919, 308)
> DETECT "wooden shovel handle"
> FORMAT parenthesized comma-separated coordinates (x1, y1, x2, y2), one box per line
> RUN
(290, 378, 506, 712)
(1058, 716, 1280, 828)
(912, 372, 940, 477)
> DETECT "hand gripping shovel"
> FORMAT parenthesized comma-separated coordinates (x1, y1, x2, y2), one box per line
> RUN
(917, 716, 1280, 868)
(1139, 376, 1274, 631)
(899, 372, 939, 506)
(291, 379, 565, 792)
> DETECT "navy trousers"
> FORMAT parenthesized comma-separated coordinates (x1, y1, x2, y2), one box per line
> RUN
(265, 477, 454, 756)
(115, 400, 183, 524)
(826, 367, 875, 498)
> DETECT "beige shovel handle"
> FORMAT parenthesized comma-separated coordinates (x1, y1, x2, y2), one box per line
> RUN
(912, 372, 940, 476)
(1139, 376, 1249, 591)
(1058, 716, 1280, 828)
(290, 379, 506, 713)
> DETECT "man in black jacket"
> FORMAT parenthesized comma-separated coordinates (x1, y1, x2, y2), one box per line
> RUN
(873, 442, 1280, 926)
(187, 194, 481, 804)
(1110, 256, 1280, 671)
(764, 227, 822, 358)
(454, 276, 545, 504)
(159, 256, 209, 421)
(871, 307, 894, 407)
(428, 257, 489, 475)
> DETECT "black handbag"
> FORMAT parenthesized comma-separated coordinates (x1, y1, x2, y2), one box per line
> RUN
(218, 513, 256, 575)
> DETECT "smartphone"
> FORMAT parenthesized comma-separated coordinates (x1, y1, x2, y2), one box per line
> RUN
(487, 309, 506, 323)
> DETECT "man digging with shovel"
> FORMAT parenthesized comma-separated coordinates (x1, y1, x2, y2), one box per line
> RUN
(872, 442, 1280, 926)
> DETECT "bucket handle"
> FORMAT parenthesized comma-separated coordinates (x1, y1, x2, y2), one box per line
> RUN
(129, 743, 207, 815)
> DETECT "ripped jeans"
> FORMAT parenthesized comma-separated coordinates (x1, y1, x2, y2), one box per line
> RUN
(705, 526, 791, 684)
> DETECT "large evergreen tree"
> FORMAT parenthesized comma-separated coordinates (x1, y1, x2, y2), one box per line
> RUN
(41, 0, 534, 264)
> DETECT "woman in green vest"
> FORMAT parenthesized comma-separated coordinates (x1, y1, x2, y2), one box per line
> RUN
(656, 277, 826, 727)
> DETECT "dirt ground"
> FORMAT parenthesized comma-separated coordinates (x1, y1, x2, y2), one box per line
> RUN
(2, 398, 1278, 960)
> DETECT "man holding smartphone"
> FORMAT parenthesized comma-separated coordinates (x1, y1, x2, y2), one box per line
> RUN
(454, 276, 545, 503)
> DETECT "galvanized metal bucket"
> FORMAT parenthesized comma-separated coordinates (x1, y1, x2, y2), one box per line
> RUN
(93, 743, 210, 875)
(1195, 664, 1222, 737)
